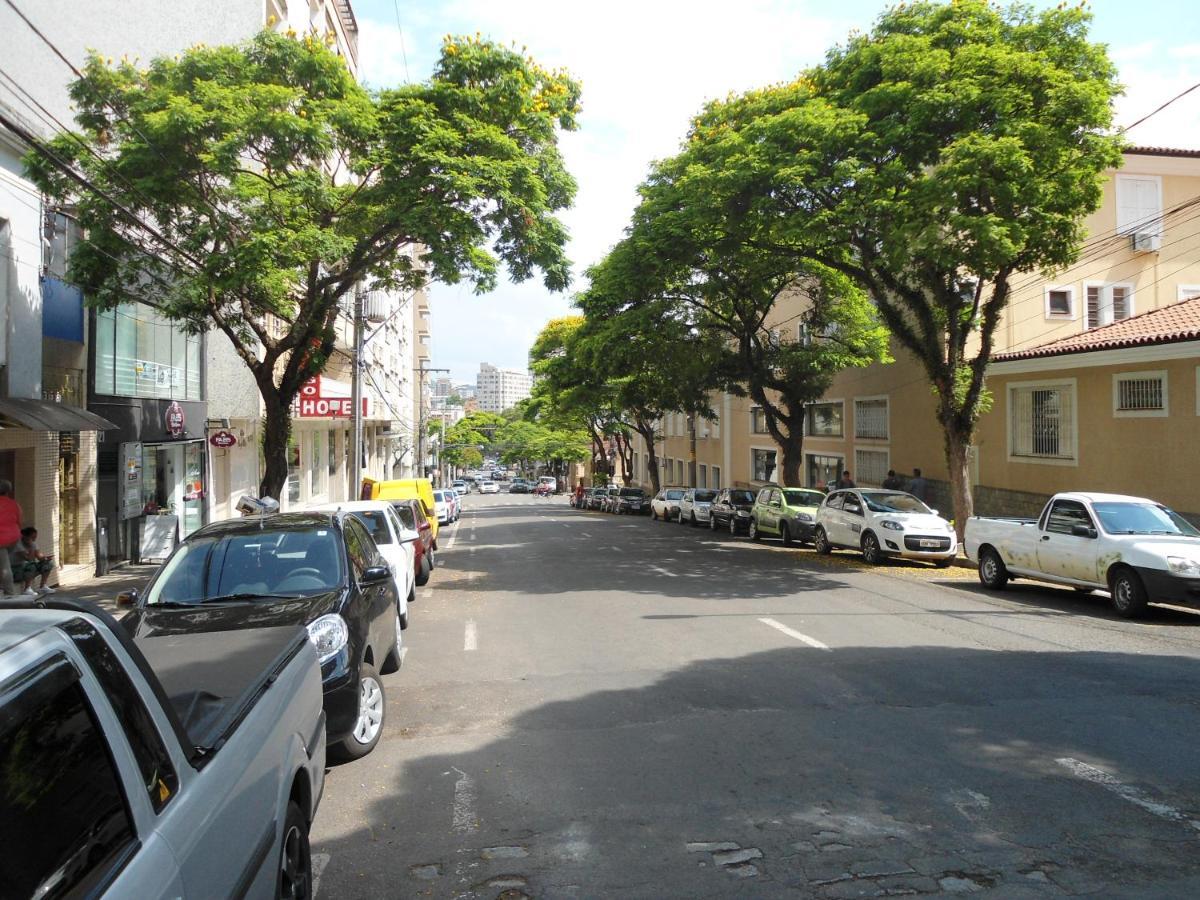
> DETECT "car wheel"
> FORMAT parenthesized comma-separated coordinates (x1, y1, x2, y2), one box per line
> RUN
(780, 522, 793, 547)
(690, 513, 698, 527)
(977, 547, 1009, 589)
(861, 531, 884, 565)
(334, 663, 385, 761)
(415, 554, 431, 586)
(1109, 568, 1149, 619)
(277, 800, 312, 900)
(749, 519, 760, 541)
(382, 610, 404, 674)
(729, 517, 738, 536)
(814, 526, 832, 555)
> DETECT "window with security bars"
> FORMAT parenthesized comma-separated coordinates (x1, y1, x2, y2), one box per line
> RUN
(1114, 372, 1166, 416)
(1011, 384, 1075, 460)
(1085, 284, 1132, 330)
(854, 449, 889, 487)
(854, 398, 888, 439)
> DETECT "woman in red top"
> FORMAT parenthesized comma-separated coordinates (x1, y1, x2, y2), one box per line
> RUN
(0, 480, 24, 596)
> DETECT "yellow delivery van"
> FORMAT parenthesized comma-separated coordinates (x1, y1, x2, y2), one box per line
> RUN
(362, 478, 439, 544)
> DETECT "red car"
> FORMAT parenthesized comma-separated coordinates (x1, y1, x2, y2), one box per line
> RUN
(392, 498, 436, 585)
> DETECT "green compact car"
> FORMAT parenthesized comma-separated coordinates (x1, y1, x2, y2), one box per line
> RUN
(749, 485, 826, 546)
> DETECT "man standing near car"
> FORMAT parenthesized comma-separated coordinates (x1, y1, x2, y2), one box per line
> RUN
(836, 470, 856, 489)
(909, 468, 929, 502)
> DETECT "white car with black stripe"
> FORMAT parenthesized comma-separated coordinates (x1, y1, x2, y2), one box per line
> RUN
(814, 488, 957, 567)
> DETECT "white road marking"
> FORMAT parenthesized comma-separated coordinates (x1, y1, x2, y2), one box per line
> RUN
(1055, 758, 1200, 831)
(758, 617, 832, 651)
(581, 531, 592, 538)
(649, 565, 678, 578)
(450, 766, 478, 833)
(311, 852, 331, 897)
(464, 620, 478, 651)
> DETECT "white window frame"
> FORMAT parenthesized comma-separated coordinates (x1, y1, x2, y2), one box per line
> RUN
(1112, 369, 1168, 418)
(1083, 281, 1136, 330)
(1006, 378, 1079, 467)
(1115, 174, 1163, 237)
(1178, 284, 1200, 302)
(749, 446, 778, 483)
(853, 395, 890, 441)
(1043, 285, 1076, 320)
(853, 446, 890, 488)
(804, 452, 845, 490)
(806, 399, 845, 439)
(749, 405, 769, 435)
(711, 465, 721, 490)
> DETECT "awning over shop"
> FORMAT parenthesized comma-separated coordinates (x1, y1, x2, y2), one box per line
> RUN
(0, 398, 118, 432)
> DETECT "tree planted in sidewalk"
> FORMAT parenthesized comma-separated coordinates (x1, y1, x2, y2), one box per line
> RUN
(676, 0, 1122, 530)
(593, 158, 889, 487)
(28, 30, 580, 498)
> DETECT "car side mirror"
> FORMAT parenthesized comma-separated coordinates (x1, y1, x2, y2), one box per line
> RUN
(116, 589, 139, 607)
(1071, 523, 1098, 539)
(930, 509, 939, 516)
(361, 565, 391, 586)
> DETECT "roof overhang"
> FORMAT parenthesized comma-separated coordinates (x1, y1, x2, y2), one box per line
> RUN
(0, 398, 117, 432)
(988, 339, 1200, 376)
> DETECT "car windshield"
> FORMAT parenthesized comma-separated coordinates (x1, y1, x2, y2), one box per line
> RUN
(862, 491, 932, 514)
(665, 489, 684, 500)
(729, 490, 756, 504)
(391, 503, 416, 530)
(146, 524, 344, 604)
(348, 510, 392, 544)
(620, 488, 645, 497)
(783, 489, 824, 508)
(1092, 502, 1200, 536)
(694, 490, 717, 502)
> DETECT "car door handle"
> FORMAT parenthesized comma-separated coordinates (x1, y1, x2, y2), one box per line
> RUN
(1041, 535, 1050, 541)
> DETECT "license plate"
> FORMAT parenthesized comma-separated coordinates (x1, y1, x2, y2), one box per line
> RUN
(920, 539, 941, 548)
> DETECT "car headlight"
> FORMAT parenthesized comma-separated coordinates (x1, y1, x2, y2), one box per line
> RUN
(1167, 556, 1200, 576)
(306, 614, 349, 664)
(794, 512, 814, 523)
(880, 520, 904, 531)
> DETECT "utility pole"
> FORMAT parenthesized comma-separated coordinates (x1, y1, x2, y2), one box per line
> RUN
(350, 283, 365, 499)
(416, 362, 450, 482)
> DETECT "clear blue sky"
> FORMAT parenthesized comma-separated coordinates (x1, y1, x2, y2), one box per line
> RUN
(353, 0, 1200, 384)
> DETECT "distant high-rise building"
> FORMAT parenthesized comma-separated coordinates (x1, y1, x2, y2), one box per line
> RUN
(455, 383, 476, 400)
(431, 376, 453, 400)
(476, 362, 533, 412)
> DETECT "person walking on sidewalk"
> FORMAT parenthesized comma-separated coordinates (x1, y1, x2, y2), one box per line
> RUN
(0, 481, 23, 596)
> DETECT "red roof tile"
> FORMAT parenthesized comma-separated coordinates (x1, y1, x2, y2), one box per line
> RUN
(1124, 146, 1200, 159)
(994, 295, 1200, 362)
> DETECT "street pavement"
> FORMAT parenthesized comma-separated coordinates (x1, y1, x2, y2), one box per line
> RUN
(310, 493, 1200, 898)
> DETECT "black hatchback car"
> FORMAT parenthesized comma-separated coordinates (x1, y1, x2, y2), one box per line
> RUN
(709, 488, 759, 534)
(122, 511, 401, 761)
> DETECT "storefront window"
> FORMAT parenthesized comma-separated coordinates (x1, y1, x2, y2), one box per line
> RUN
(287, 434, 301, 504)
(93, 303, 203, 401)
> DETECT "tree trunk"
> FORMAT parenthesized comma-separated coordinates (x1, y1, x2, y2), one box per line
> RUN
(943, 426, 974, 542)
(634, 421, 661, 494)
(779, 438, 804, 488)
(259, 391, 293, 500)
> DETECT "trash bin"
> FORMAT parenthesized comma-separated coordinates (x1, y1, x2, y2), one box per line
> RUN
(95, 517, 109, 577)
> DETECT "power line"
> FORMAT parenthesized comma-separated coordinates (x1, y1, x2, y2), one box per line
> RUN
(1120, 79, 1200, 134)
(391, 0, 411, 83)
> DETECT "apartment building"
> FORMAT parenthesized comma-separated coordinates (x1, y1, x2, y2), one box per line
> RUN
(634, 147, 1200, 521)
(476, 362, 534, 413)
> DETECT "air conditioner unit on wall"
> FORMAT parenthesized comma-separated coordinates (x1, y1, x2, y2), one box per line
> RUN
(1131, 232, 1161, 253)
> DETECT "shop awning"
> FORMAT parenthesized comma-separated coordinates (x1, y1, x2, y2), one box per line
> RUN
(0, 398, 117, 432)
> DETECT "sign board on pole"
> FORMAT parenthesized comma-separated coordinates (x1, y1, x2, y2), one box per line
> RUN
(209, 430, 237, 448)
(119, 442, 143, 521)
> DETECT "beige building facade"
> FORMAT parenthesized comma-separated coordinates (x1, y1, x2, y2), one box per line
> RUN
(631, 148, 1200, 520)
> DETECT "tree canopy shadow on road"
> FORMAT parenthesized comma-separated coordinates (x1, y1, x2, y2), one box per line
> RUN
(313, 643, 1200, 898)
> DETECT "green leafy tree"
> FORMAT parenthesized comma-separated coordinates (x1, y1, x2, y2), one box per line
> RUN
(436, 411, 505, 467)
(591, 164, 890, 487)
(28, 30, 580, 498)
(678, 0, 1122, 528)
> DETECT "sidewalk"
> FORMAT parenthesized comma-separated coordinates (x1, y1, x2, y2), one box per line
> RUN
(51, 563, 159, 615)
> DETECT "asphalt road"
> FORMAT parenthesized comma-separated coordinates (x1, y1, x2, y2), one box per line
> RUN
(310, 493, 1200, 899)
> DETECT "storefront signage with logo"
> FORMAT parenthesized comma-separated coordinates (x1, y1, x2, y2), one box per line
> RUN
(165, 401, 185, 437)
(209, 430, 237, 448)
(295, 374, 370, 418)
(119, 442, 143, 520)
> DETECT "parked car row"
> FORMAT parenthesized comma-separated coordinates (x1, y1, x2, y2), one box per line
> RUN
(573, 485, 651, 514)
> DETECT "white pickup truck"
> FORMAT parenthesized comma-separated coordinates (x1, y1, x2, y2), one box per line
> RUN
(964, 492, 1200, 618)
